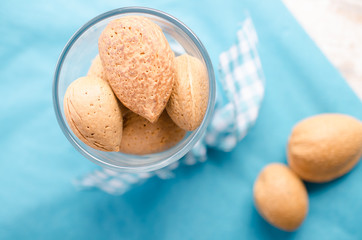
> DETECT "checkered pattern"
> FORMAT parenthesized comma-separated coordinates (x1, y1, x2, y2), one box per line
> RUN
(75, 17, 265, 195)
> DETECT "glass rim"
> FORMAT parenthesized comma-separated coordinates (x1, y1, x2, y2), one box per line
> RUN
(53, 6, 216, 172)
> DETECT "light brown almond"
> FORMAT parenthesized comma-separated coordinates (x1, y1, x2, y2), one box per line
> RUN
(98, 16, 175, 123)
(120, 111, 186, 155)
(166, 54, 209, 131)
(254, 163, 308, 231)
(288, 113, 362, 182)
(63, 76, 123, 151)
(87, 55, 106, 80)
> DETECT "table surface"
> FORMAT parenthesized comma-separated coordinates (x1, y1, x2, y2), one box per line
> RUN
(283, 0, 362, 100)
(1, 0, 362, 239)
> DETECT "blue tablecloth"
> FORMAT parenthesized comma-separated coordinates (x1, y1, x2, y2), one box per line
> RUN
(1, 0, 361, 239)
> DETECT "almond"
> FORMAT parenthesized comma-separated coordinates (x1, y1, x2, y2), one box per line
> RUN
(120, 111, 186, 155)
(288, 114, 362, 182)
(87, 55, 106, 80)
(254, 163, 308, 231)
(63, 76, 123, 151)
(166, 54, 209, 131)
(98, 16, 175, 123)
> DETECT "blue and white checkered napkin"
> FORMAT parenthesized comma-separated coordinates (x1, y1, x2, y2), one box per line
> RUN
(75, 17, 265, 195)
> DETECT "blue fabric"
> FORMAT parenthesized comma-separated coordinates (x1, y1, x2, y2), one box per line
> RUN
(1, 0, 361, 239)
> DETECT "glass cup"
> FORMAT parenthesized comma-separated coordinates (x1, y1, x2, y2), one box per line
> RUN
(53, 7, 216, 172)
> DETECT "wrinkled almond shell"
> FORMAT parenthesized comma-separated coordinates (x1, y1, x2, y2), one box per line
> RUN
(288, 113, 362, 182)
(254, 163, 308, 231)
(64, 76, 123, 152)
(166, 54, 209, 131)
(98, 16, 175, 123)
(120, 111, 186, 155)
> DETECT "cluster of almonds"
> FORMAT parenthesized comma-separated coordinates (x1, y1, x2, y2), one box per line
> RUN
(253, 114, 362, 231)
(64, 16, 209, 154)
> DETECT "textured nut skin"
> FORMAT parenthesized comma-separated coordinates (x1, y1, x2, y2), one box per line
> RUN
(288, 114, 362, 182)
(120, 111, 186, 155)
(166, 54, 209, 131)
(87, 55, 106, 80)
(98, 16, 175, 123)
(63, 76, 123, 152)
(254, 163, 308, 231)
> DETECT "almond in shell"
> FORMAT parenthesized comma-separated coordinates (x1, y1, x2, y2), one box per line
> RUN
(98, 16, 175, 123)
(63, 76, 123, 152)
(120, 111, 186, 155)
(166, 54, 209, 131)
